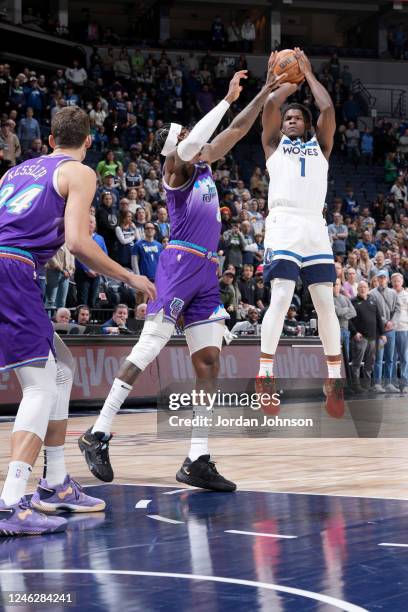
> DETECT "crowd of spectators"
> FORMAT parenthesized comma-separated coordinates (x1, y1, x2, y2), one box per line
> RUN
(0, 46, 408, 388)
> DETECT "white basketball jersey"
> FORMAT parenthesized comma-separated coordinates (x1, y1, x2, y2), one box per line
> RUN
(266, 135, 328, 213)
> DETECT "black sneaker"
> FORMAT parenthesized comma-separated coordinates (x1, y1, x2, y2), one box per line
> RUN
(176, 455, 236, 492)
(78, 428, 113, 482)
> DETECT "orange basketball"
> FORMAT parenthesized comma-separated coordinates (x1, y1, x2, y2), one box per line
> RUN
(273, 49, 304, 85)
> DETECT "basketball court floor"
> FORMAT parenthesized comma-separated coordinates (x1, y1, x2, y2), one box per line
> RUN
(1, 397, 408, 611)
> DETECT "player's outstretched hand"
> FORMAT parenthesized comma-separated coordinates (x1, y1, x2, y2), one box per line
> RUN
(225, 70, 248, 104)
(294, 47, 313, 78)
(126, 274, 157, 301)
(263, 51, 290, 92)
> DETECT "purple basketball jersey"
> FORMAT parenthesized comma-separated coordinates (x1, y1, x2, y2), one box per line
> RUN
(164, 162, 221, 251)
(0, 154, 76, 265)
(146, 162, 229, 328)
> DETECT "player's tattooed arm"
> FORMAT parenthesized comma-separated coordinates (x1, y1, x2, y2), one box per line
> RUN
(294, 47, 336, 159)
(200, 55, 287, 164)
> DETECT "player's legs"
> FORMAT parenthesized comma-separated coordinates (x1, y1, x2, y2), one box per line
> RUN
(0, 354, 67, 536)
(260, 208, 302, 377)
(176, 321, 236, 492)
(308, 283, 342, 377)
(31, 335, 105, 513)
(78, 312, 175, 481)
(259, 278, 296, 377)
(1, 353, 57, 506)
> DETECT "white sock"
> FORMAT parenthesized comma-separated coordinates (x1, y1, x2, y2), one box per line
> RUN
(44, 445, 66, 487)
(92, 378, 132, 435)
(1, 461, 32, 506)
(188, 405, 211, 461)
(258, 357, 274, 377)
(327, 360, 342, 378)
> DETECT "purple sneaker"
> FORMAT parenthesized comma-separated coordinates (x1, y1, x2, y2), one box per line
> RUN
(0, 497, 67, 536)
(31, 475, 106, 513)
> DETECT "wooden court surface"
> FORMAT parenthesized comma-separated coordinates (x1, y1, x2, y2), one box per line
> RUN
(1, 403, 408, 499)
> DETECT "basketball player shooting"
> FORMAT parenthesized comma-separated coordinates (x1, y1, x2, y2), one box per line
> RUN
(258, 48, 344, 417)
(79, 59, 286, 492)
(0, 107, 156, 536)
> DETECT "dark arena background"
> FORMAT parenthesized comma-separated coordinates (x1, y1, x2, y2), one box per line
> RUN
(1, 0, 408, 610)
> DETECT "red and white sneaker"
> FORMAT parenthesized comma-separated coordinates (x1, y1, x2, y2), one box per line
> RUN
(255, 375, 280, 415)
(323, 379, 345, 418)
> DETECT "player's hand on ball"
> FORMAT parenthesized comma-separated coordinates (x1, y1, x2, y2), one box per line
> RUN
(127, 274, 157, 301)
(294, 48, 313, 77)
(225, 70, 248, 104)
(265, 51, 287, 90)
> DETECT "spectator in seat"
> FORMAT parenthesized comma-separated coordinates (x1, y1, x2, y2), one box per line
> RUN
(328, 213, 348, 260)
(95, 175, 120, 208)
(75, 304, 91, 326)
(115, 210, 137, 268)
(342, 268, 358, 299)
(370, 270, 400, 392)
(124, 161, 143, 190)
(391, 273, 408, 393)
(238, 264, 256, 308)
(154, 206, 171, 242)
(22, 137, 43, 160)
(45, 244, 75, 311)
(360, 207, 376, 233)
(342, 185, 360, 219)
(345, 121, 360, 167)
(358, 248, 374, 280)
(384, 152, 398, 186)
(254, 264, 270, 310)
(361, 128, 374, 165)
(17, 106, 40, 151)
(283, 305, 300, 337)
(241, 17, 256, 52)
(102, 303, 130, 335)
(96, 150, 123, 182)
(342, 94, 360, 124)
(75, 215, 107, 307)
(131, 222, 163, 282)
(0, 121, 21, 166)
(355, 230, 377, 259)
(333, 277, 356, 358)
(54, 307, 71, 325)
(96, 192, 118, 256)
(390, 175, 407, 208)
(349, 280, 385, 392)
(231, 306, 259, 335)
(65, 59, 87, 89)
(369, 250, 388, 280)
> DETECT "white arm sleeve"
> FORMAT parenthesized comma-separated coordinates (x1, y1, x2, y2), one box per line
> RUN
(177, 99, 230, 162)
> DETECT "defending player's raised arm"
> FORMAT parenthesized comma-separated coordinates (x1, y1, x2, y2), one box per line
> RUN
(164, 70, 248, 182)
(62, 162, 156, 300)
(294, 48, 335, 159)
(261, 53, 297, 158)
(200, 59, 288, 165)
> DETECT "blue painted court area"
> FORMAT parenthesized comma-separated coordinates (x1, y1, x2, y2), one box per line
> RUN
(1, 486, 408, 611)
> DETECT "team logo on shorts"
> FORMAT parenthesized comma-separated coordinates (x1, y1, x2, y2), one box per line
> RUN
(170, 298, 184, 319)
(264, 248, 274, 265)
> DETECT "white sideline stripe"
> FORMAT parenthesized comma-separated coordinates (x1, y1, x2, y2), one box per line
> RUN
(0, 570, 368, 611)
(226, 529, 298, 539)
(147, 514, 184, 524)
(135, 499, 152, 509)
(163, 488, 191, 495)
(378, 543, 408, 548)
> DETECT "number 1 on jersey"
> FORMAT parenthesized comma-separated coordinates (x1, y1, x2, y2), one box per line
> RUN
(299, 158, 306, 177)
